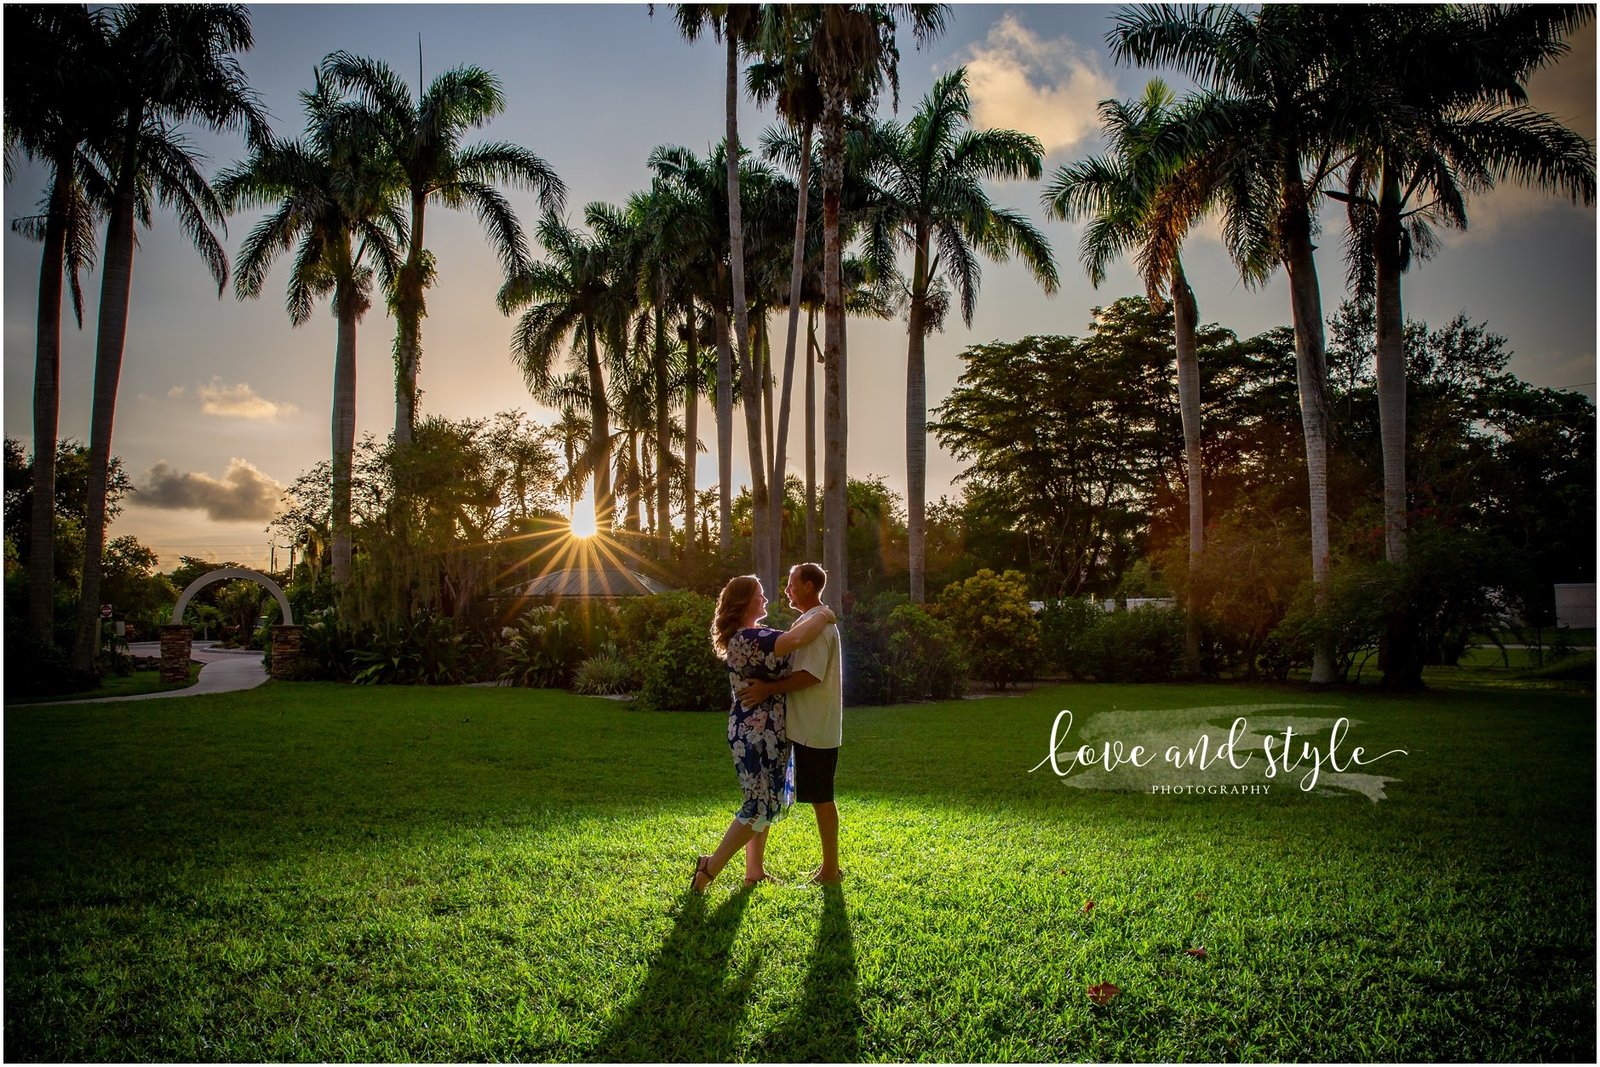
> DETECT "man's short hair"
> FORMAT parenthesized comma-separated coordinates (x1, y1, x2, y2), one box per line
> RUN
(792, 561, 827, 593)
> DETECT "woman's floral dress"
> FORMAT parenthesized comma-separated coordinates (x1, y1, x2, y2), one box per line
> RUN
(724, 627, 797, 831)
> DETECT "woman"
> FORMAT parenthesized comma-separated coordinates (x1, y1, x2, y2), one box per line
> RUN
(691, 574, 836, 893)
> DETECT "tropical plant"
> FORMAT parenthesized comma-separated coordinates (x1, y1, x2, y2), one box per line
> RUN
(498, 211, 634, 533)
(865, 65, 1057, 604)
(3, 4, 110, 644)
(1322, 5, 1595, 688)
(217, 72, 406, 590)
(1111, 4, 1358, 683)
(809, 4, 949, 608)
(1044, 78, 1225, 673)
(70, 4, 270, 672)
(319, 51, 567, 446)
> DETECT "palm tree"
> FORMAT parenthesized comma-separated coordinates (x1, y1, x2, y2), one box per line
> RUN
(1325, 5, 1594, 686)
(810, 4, 947, 608)
(71, 4, 269, 673)
(498, 211, 632, 533)
(1044, 78, 1230, 673)
(1111, 4, 1349, 683)
(4, 4, 109, 644)
(217, 73, 406, 590)
(319, 51, 566, 446)
(867, 66, 1058, 603)
(672, 5, 774, 580)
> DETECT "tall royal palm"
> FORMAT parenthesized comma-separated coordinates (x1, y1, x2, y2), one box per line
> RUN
(499, 212, 632, 533)
(811, 3, 947, 607)
(71, 4, 269, 673)
(4, 4, 109, 644)
(1326, 5, 1595, 687)
(672, 5, 775, 579)
(320, 51, 565, 446)
(217, 74, 406, 589)
(1111, 4, 1347, 683)
(869, 66, 1057, 603)
(1044, 78, 1251, 672)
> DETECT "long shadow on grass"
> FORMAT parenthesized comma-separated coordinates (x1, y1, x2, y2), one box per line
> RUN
(584, 885, 757, 1061)
(761, 883, 863, 1061)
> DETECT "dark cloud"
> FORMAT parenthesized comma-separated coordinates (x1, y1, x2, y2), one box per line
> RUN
(133, 459, 284, 522)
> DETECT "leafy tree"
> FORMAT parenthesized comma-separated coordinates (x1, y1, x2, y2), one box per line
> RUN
(934, 568, 1039, 689)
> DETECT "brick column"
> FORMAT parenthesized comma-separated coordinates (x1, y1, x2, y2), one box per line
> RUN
(270, 625, 303, 680)
(160, 625, 193, 683)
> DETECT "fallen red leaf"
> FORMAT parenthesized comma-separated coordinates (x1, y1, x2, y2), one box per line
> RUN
(1184, 947, 1207, 959)
(1082, 899, 1095, 914)
(1087, 981, 1121, 1006)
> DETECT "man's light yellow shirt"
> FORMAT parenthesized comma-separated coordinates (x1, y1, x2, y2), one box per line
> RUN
(786, 605, 843, 749)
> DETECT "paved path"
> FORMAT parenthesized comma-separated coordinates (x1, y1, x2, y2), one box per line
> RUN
(36, 642, 269, 705)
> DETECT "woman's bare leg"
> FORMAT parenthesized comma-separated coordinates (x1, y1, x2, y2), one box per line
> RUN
(744, 828, 769, 881)
(696, 818, 759, 889)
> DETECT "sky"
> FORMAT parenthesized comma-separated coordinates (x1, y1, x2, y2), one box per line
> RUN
(4, 3, 1595, 572)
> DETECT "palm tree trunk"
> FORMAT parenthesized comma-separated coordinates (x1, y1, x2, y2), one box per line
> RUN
(1281, 179, 1335, 685)
(585, 319, 613, 531)
(726, 31, 769, 584)
(1375, 159, 1419, 690)
(654, 301, 672, 559)
(684, 300, 699, 566)
(774, 120, 814, 578)
(821, 96, 848, 608)
(1172, 260, 1203, 675)
(393, 191, 426, 447)
(804, 308, 818, 560)
(331, 281, 359, 587)
(715, 302, 733, 548)
(71, 178, 138, 674)
(29, 164, 70, 644)
(906, 227, 930, 603)
(627, 430, 643, 532)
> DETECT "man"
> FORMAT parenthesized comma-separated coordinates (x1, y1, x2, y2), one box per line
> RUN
(740, 562, 844, 884)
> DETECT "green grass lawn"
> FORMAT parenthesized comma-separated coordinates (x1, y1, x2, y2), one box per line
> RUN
(9, 662, 203, 705)
(5, 678, 1594, 1061)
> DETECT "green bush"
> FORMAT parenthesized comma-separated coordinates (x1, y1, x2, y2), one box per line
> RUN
(935, 569, 1040, 689)
(611, 591, 716, 659)
(349, 615, 468, 686)
(884, 601, 966, 701)
(636, 604, 727, 712)
(573, 645, 637, 695)
(1077, 606, 1185, 682)
(499, 606, 586, 688)
(1038, 598, 1107, 678)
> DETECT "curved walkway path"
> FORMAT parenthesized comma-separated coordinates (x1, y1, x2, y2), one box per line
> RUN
(38, 642, 269, 705)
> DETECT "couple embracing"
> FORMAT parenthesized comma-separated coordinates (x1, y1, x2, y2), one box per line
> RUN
(691, 563, 843, 893)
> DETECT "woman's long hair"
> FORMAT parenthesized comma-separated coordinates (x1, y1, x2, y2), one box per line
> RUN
(711, 575, 761, 659)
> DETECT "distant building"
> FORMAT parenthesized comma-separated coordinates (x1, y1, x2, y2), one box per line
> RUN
(1555, 584, 1595, 629)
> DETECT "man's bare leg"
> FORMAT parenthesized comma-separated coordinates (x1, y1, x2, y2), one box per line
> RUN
(812, 801, 841, 882)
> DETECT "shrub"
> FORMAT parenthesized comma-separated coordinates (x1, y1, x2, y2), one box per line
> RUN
(499, 606, 586, 688)
(1038, 598, 1107, 678)
(612, 591, 716, 659)
(883, 602, 966, 701)
(935, 569, 1040, 689)
(636, 602, 727, 712)
(348, 615, 468, 685)
(573, 645, 637, 695)
(1077, 606, 1186, 682)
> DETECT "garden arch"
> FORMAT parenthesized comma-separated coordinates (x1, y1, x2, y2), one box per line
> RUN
(172, 567, 293, 626)
(162, 567, 300, 683)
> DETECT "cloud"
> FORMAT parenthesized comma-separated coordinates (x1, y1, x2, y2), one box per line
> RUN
(958, 12, 1117, 155)
(133, 459, 285, 522)
(195, 377, 297, 420)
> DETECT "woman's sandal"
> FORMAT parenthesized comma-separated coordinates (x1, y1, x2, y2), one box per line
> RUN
(689, 855, 713, 894)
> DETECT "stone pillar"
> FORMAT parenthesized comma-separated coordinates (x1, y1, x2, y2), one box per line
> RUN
(270, 625, 303, 680)
(160, 625, 193, 683)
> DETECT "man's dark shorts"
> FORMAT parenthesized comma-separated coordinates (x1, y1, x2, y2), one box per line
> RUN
(792, 742, 839, 804)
